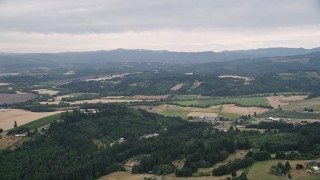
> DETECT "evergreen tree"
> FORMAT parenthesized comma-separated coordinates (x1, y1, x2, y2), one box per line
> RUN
(231, 170, 237, 177)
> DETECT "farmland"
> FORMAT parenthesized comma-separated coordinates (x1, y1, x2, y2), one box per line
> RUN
(0, 93, 36, 105)
(283, 97, 320, 113)
(221, 104, 269, 115)
(0, 109, 62, 130)
(20, 113, 61, 130)
(133, 104, 221, 119)
(173, 96, 271, 107)
(247, 160, 316, 180)
(40, 94, 165, 105)
(267, 95, 307, 108)
(32, 89, 59, 95)
(258, 110, 320, 119)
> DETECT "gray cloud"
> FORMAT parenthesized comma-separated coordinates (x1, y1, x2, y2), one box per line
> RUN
(0, 0, 319, 52)
(0, 0, 319, 33)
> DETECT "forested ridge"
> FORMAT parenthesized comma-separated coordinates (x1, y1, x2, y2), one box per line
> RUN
(0, 105, 247, 179)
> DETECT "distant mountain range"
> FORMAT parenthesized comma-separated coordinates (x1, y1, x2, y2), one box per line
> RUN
(1, 47, 320, 64)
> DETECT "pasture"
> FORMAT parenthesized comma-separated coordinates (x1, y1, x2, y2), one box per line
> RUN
(267, 95, 307, 108)
(173, 96, 270, 107)
(283, 97, 320, 113)
(221, 104, 269, 116)
(161, 109, 190, 119)
(247, 160, 314, 180)
(172, 95, 211, 100)
(133, 104, 221, 120)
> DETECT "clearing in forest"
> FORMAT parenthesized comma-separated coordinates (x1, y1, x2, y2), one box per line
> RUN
(218, 75, 254, 84)
(171, 83, 185, 91)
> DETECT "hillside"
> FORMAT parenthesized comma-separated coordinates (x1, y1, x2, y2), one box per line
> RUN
(1, 47, 320, 65)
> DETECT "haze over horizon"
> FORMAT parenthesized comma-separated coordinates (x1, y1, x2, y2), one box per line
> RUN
(1, 0, 320, 53)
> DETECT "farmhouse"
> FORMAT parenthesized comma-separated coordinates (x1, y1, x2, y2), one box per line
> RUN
(0, 108, 9, 112)
(267, 117, 290, 122)
(80, 109, 97, 114)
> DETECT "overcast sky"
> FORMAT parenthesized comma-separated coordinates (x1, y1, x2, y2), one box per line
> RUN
(0, 0, 319, 52)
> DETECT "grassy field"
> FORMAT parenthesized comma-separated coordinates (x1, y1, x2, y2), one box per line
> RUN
(247, 160, 284, 180)
(160, 109, 190, 119)
(173, 97, 270, 107)
(283, 97, 320, 112)
(20, 113, 61, 129)
(258, 110, 320, 119)
(218, 111, 241, 120)
(247, 160, 316, 180)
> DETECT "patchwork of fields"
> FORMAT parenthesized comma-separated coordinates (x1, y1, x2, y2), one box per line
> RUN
(173, 96, 271, 107)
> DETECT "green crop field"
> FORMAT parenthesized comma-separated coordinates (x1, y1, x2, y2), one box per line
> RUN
(21, 113, 61, 130)
(258, 110, 320, 119)
(247, 160, 283, 180)
(218, 111, 241, 120)
(159, 109, 190, 119)
(173, 97, 270, 107)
